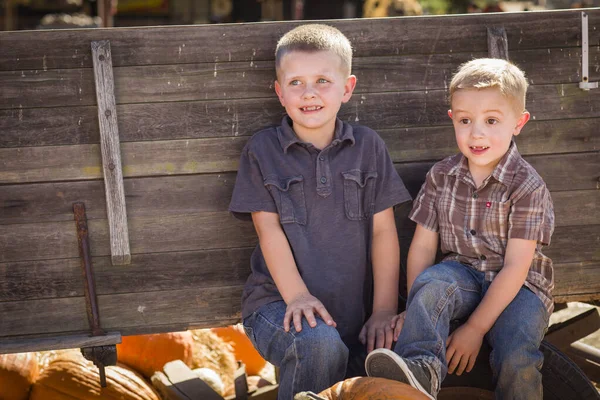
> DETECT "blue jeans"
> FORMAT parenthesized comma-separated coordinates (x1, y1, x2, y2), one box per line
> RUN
(242, 301, 366, 400)
(395, 261, 549, 400)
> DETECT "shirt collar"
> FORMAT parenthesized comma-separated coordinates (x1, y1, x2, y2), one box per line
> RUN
(442, 140, 521, 187)
(277, 116, 355, 153)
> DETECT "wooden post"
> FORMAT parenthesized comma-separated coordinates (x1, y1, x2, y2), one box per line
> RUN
(487, 26, 508, 60)
(91, 40, 131, 265)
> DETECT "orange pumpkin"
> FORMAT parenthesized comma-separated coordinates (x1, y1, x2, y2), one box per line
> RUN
(117, 331, 194, 378)
(211, 324, 267, 375)
(317, 377, 431, 400)
(0, 352, 39, 400)
(29, 350, 160, 400)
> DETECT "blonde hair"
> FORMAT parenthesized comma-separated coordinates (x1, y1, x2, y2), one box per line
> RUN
(275, 24, 353, 77)
(449, 58, 529, 113)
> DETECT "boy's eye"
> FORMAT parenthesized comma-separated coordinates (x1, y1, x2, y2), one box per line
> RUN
(487, 118, 498, 125)
(289, 80, 302, 86)
(317, 78, 329, 83)
(459, 118, 470, 124)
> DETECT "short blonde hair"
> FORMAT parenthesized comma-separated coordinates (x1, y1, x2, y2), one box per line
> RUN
(275, 24, 353, 77)
(449, 58, 529, 113)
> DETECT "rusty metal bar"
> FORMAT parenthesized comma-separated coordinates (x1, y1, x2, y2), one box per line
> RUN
(73, 202, 105, 337)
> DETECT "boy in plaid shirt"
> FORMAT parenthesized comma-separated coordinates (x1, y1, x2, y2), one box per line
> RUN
(365, 59, 554, 400)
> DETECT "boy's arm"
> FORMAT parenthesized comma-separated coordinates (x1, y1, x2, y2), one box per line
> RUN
(446, 238, 537, 375)
(407, 224, 439, 294)
(251, 211, 336, 332)
(359, 207, 399, 352)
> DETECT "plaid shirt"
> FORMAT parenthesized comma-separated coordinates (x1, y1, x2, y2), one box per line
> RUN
(409, 141, 555, 313)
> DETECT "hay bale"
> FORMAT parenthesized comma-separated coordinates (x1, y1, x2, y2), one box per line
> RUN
(190, 329, 237, 389)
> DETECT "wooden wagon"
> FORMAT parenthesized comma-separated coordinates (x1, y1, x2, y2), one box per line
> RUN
(1, 8, 599, 398)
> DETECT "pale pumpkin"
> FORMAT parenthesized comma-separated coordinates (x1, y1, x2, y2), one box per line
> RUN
(0, 352, 39, 400)
(317, 377, 431, 400)
(29, 350, 160, 400)
(211, 324, 267, 375)
(117, 331, 194, 378)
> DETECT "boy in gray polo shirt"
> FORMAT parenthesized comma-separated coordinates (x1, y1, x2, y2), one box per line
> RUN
(229, 24, 411, 398)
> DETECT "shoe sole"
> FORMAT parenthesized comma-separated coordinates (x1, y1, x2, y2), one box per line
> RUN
(365, 349, 435, 400)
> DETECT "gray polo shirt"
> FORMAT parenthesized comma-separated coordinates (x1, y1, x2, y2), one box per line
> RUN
(229, 116, 411, 344)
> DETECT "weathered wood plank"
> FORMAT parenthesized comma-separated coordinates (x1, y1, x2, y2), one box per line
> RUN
(0, 174, 236, 224)
(1, 10, 597, 71)
(383, 121, 600, 166)
(1, 172, 597, 227)
(0, 212, 258, 263)
(2, 83, 599, 148)
(91, 40, 130, 265)
(3, 236, 598, 304)
(0, 332, 121, 355)
(0, 205, 596, 263)
(1, 131, 598, 186)
(0, 137, 246, 184)
(0, 248, 253, 302)
(0, 286, 244, 337)
(2, 46, 596, 110)
(487, 26, 509, 60)
(1, 257, 599, 338)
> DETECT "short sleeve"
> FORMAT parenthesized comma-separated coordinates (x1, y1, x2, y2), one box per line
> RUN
(373, 138, 412, 213)
(408, 168, 439, 232)
(228, 144, 278, 220)
(508, 185, 554, 245)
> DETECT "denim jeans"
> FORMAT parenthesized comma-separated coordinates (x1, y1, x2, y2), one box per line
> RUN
(395, 261, 549, 400)
(242, 300, 366, 400)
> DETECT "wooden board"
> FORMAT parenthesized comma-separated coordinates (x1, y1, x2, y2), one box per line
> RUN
(0, 286, 244, 337)
(2, 47, 597, 110)
(0, 248, 253, 302)
(1, 10, 597, 71)
(1, 175, 597, 226)
(1, 259, 599, 338)
(2, 83, 599, 149)
(0, 211, 596, 263)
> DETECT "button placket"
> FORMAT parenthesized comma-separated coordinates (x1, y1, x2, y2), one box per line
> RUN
(315, 149, 332, 197)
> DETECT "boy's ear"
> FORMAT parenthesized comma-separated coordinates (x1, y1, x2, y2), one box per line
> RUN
(342, 75, 357, 103)
(513, 111, 531, 136)
(448, 110, 453, 119)
(274, 80, 285, 107)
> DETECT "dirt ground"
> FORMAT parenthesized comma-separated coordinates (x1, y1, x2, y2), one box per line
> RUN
(549, 302, 600, 390)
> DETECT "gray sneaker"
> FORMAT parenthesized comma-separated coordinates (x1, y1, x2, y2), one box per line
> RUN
(365, 348, 438, 400)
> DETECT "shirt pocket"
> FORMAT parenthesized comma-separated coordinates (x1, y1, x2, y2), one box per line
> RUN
(479, 200, 511, 250)
(264, 175, 307, 225)
(342, 170, 378, 220)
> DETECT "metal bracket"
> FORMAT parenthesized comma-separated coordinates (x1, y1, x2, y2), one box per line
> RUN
(579, 12, 598, 91)
(73, 202, 118, 387)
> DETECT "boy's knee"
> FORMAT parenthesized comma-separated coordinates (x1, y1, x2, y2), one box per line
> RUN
(293, 323, 349, 365)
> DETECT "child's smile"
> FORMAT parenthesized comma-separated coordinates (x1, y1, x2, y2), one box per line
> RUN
(274, 50, 356, 147)
(449, 87, 530, 185)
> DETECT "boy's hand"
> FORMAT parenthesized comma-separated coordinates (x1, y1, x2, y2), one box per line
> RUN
(283, 293, 336, 333)
(359, 310, 396, 353)
(446, 322, 484, 376)
(391, 311, 407, 341)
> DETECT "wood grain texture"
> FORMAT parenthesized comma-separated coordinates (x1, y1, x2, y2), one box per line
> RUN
(2, 83, 599, 149)
(0, 286, 244, 337)
(487, 26, 509, 60)
(91, 40, 130, 265)
(0, 174, 236, 224)
(0, 248, 253, 302)
(0, 332, 121, 354)
(0, 212, 257, 263)
(2, 47, 597, 110)
(1, 10, 597, 71)
(0, 210, 596, 264)
(1, 175, 597, 227)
